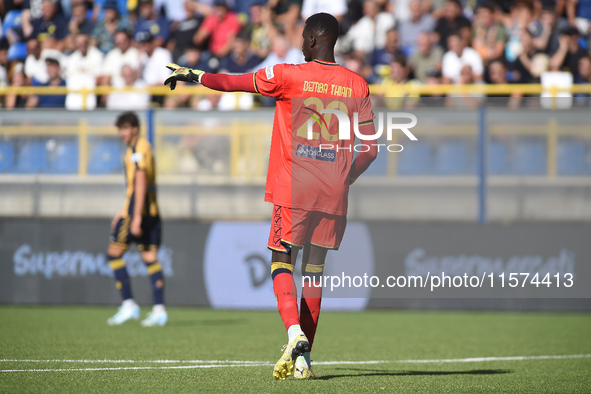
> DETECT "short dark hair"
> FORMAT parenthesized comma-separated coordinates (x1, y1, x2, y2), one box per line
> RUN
(115, 29, 132, 39)
(392, 56, 407, 68)
(477, 1, 496, 12)
(305, 12, 340, 46)
(116, 111, 140, 128)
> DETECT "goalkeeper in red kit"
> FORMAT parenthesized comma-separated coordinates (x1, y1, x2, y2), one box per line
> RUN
(164, 12, 377, 380)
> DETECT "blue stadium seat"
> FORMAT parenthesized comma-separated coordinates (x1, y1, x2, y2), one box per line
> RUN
(557, 140, 589, 176)
(488, 140, 509, 175)
(50, 140, 79, 174)
(362, 147, 388, 176)
(434, 140, 474, 175)
(0, 141, 15, 173)
(397, 141, 432, 175)
(14, 140, 50, 173)
(511, 139, 547, 175)
(1, 10, 23, 38)
(88, 140, 123, 174)
(7, 42, 27, 62)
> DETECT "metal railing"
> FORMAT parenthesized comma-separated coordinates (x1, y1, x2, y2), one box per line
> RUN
(0, 84, 590, 110)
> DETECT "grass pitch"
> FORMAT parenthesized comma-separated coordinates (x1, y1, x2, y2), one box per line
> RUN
(0, 306, 590, 393)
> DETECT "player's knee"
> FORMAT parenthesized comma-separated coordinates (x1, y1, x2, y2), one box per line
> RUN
(107, 244, 126, 258)
(140, 249, 158, 263)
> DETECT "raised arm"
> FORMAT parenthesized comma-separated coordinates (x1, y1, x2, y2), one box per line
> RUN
(164, 63, 258, 93)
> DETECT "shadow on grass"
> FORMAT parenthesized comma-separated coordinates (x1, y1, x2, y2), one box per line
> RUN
(166, 318, 247, 327)
(318, 368, 512, 380)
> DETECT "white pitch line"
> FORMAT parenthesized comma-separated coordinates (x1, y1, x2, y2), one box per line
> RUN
(386, 354, 591, 364)
(0, 364, 272, 373)
(1, 354, 589, 373)
(0, 359, 267, 364)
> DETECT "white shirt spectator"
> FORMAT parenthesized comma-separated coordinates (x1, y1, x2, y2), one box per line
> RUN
(140, 47, 172, 86)
(442, 46, 484, 83)
(0, 64, 6, 87)
(392, 0, 412, 22)
(24, 51, 52, 84)
(107, 74, 150, 110)
(102, 47, 140, 87)
(153, 0, 186, 21)
(301, 0, 347, 20)
(107, 80, 150, 110)
(346, 12, 396, 54)
(66, 46, 104, 79)
(253, 47, 304, 70)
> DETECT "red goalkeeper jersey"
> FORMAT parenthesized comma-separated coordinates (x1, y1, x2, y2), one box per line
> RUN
(254, 60, 375, 215)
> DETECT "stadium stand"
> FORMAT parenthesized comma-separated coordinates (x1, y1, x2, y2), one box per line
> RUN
(87, 139, 123, 174)
(14, 140, 50, 174)
(0, 140, 14, 173)
(0, 0, 589, 177)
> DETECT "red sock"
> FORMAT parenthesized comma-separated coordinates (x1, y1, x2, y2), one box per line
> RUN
(300, 280, 322, 351)
(272, 262, 300, 331)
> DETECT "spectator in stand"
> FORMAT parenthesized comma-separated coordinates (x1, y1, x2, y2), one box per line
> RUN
(5, 62, 28, 109)
(487, 59, 523, 107)
(30, 0, 69, 51)
(472, 1, 506, 66)
(220, 29, 262, 73)
(550, 25, 588, 79)
(423, 67, 445, 105)
(27, 54, 66, 108)
(268, 0, 302, 48)
(21, 0, 44, 39)
(575, 55, 591, 83)
(508, 28, 548, 83)
(574, 55, 591, 105)
(154, 0, 188, 22)
(65, 33, 104, 82)
(390, 0, 414, 23)
(344, 0, 396, 60)
(270, 0, 303, 46)
(24, 36, 48, 84)
(137, 31, 172, 87)
(92, 0, 133, 54)
(253, 34, 303, 70)
(106, 63, 151, 110)
(535, 4, 561, 54)
(446, 64, 484, 108)
(366, 28, 406, 82)
(433, 0, 471, 50)
(100, 29, 140, 105)
(503, 0, 543, 63)
(566, 0, 591, 30)
(399, 0, 436, 55)
(135, 0, 170, 48)
(380, 56, 419, 109)
(409, 31, 444, 82)
(168, 0, 203, 62)
(91, 0, 128, 22)
(301, 0, 347, 21)
(0, 40, 10, 86)
(244, 1, 272, 60)
(69, 1, 95, 36)
(442, 30, 484, 83)
(193, 0, 242, 59)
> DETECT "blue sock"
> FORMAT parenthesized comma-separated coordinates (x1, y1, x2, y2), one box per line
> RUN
(108, 256, 132, 301)
(145, 261, 164, 305)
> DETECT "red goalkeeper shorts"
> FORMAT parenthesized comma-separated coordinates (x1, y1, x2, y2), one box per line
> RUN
(267, 205, 347, 253)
